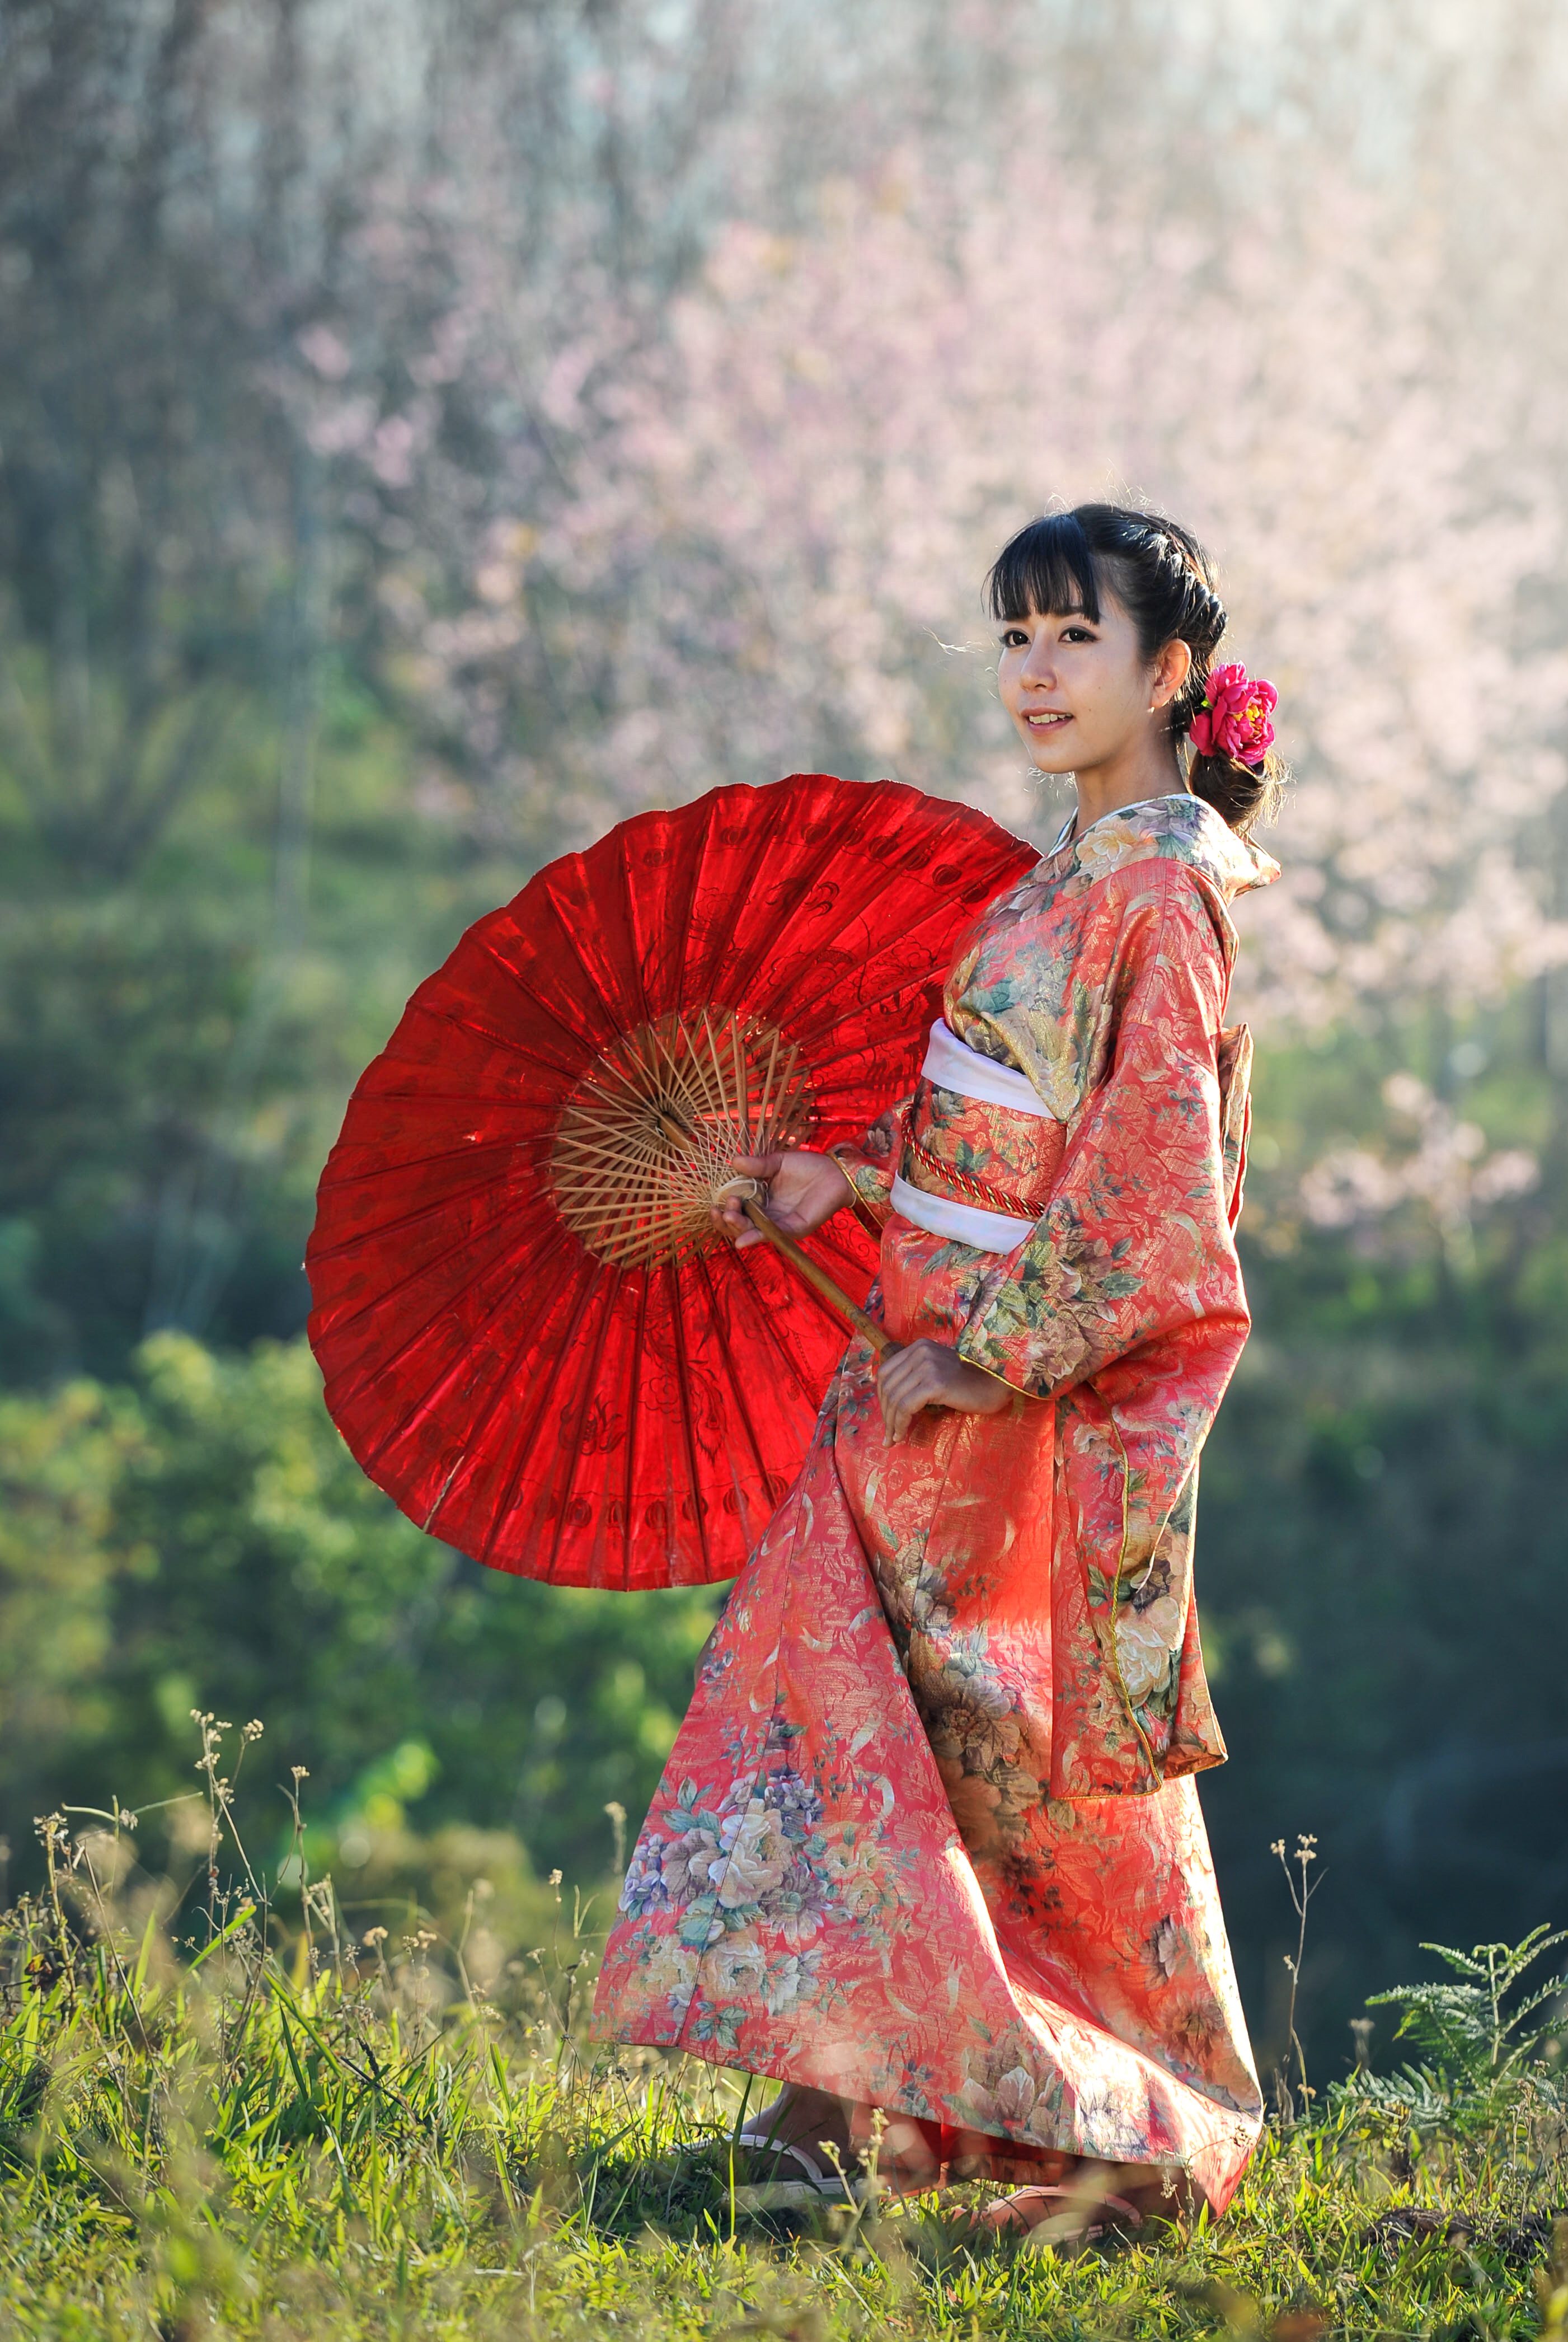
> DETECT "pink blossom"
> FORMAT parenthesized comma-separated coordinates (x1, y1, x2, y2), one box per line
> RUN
(294, 71, 1568, 1037)
(295, 322, 353, 381)
(1189, 663, 1278, 764)
(1297, 1072, 1539, 1261)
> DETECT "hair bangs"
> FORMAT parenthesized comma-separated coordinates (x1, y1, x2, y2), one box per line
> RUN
(986, 513, 1102, 625)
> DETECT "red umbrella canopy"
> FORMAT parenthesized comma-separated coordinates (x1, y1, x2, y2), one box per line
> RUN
(307, 772, 1037, 1589)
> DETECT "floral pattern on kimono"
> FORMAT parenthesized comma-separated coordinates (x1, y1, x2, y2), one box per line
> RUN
(840, 794, 1275, 1790)
(594, 793, 1276, 2214)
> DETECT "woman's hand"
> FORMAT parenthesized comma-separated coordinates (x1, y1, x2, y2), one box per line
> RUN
(712, 1149, 852, 1249)
(877, 1339, 1015, 1444)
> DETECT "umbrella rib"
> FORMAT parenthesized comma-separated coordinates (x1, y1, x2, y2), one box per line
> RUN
(573, 1060, 659, 1120)
(557, 1142, 709, 1248)
(569, 1192, 678, 1243)
(647, 1016, 705, 1126)
(729, 1014, 750, 1156)
(555, 1130, 666, 1170)
(754, 1022, 783, 1148)
(553, 1150, 657, 1182)
(557, 1138, 664, 1180)
(683, 1013, 729, 1130)
(581, 1043, 653, 1102)
(593, 1194, 700, 1266)
(561, 1163, 668, 1210)
(558, 1174, 664, 1221)
(700, 1011, 744, 1154)
(763, 1037, 804, 1152)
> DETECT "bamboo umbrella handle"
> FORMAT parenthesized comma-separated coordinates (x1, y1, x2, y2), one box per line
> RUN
(740, 1198, 892, 1355)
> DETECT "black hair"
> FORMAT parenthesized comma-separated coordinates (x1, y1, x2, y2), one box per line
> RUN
(985, 502, 1283, 837)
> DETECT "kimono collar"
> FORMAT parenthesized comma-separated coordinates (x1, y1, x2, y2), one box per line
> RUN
(1051, 793, 1279, 906)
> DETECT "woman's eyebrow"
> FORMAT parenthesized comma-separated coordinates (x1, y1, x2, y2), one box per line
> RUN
(996, 604, 1096, 629)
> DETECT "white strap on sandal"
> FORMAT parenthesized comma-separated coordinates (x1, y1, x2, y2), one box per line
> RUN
(732, 2138, 863, 2209)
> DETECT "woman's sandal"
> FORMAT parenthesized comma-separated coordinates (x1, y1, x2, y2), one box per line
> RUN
(978, 2182, 1147, 2242)
(730, 2136, 865, 2210)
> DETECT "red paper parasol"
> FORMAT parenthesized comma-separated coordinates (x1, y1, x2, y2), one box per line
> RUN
(306, 772, 1036, 1590)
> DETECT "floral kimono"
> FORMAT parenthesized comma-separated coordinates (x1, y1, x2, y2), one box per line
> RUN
(593, 793, 1278, 2212)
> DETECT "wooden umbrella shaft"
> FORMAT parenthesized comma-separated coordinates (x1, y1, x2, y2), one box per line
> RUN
(741, 1198, 891, 1355)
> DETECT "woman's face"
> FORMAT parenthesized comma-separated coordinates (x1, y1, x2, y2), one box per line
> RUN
(996, 589, 1190, 777)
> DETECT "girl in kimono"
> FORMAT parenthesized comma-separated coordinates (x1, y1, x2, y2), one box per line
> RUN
(593, 504, 1281, 2234)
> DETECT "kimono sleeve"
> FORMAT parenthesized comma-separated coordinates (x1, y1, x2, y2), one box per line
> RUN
(956, 863, 1246, 1399)
(827, 1095, 915, 1229)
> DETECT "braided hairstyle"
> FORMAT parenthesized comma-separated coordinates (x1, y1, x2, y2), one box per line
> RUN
(986, 503, 1283, 837)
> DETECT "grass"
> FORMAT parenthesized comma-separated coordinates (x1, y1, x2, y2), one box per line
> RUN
(2, 1750, 1566, 2340)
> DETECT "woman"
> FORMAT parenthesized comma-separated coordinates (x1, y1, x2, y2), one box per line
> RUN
(593, 504, 1280, 2231)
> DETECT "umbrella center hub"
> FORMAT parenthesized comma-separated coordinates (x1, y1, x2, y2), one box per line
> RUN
(551, 1008, 812, 1267)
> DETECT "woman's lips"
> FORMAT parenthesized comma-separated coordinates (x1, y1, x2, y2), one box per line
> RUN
(1024, 709, 1071, 728)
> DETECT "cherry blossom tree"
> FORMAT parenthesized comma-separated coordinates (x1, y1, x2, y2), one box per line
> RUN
(337, 116, 1568, 1037)
(15, 0, 1564, 1036)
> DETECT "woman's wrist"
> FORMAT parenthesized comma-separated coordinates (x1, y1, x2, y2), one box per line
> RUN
(823, 1147, 862, 1207)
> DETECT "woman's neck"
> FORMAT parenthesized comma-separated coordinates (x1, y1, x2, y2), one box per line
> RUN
(1071, 743, 1188, 833)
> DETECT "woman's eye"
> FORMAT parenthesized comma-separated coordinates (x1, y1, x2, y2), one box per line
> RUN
(1001, 629, 1029, 649)
(1061, 625, 1095, 643)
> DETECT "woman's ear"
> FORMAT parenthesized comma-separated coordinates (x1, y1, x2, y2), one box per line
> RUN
(1151, 636, 1193, 711)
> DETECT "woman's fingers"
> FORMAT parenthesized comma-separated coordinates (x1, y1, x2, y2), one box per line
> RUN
(710, 1152, 781, 1245)
(886, 1383, 932, 1441)
(877, 1342, 942, 1442)
(874, 1338, 1015, 1441)
(712, 1150, 852, 1249)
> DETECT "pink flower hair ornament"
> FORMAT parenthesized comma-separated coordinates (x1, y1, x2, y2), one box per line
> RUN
(1189, 661, 1278, 767)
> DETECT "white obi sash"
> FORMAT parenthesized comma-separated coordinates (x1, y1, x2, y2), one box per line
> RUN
(888, 1018, 1053, 1254)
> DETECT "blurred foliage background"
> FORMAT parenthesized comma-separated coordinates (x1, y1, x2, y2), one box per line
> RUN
(2, 0, 1567, 2094)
